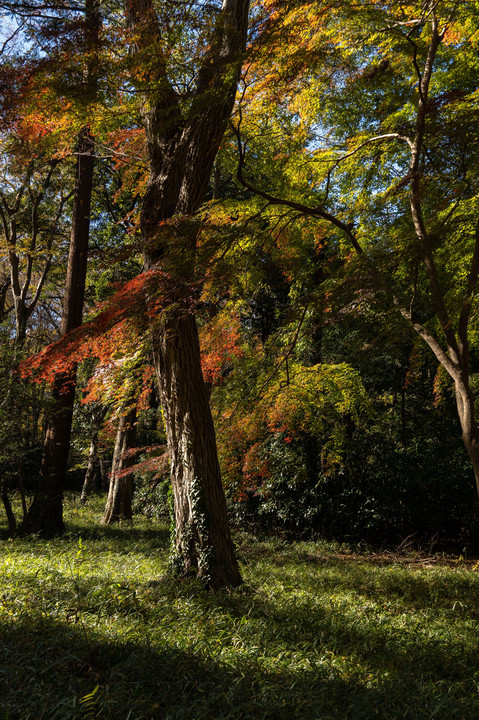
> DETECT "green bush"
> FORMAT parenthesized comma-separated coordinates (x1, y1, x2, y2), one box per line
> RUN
(228, 423, 479, 549)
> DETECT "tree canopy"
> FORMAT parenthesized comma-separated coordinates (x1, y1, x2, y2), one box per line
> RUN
(1, 0, 479, 575)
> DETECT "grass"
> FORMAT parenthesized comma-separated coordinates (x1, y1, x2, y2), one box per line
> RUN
(1, 496, 479, 719)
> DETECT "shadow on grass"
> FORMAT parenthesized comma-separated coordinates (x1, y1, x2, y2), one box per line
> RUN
(1, 569, 478, 719)
(237, 542, 479, 614)
(65, 521, 171, 548)
(1, 610, 477, 720)
(0, 521, 171, 557)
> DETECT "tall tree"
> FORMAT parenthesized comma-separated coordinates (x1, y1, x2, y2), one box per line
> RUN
(124, 0, 250, 587)
(23, 0, 101, 535)
(233, 0, 479, 499)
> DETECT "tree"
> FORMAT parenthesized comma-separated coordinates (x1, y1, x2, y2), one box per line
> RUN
(22, 0, 101, 535)
(102, 402, 136, 524)
(122, 0, 250, 586)
(0, 156, 70, 345)
(233, 0, 479, 499)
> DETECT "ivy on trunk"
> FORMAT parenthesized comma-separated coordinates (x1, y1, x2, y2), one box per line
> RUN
(125, 0, 250, 587)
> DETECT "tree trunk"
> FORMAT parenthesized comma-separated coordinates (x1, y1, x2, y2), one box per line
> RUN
(1, 479, 16, 537)
(101, 406, 136, 524)
(125, 0, 249, 587)
(80, 432, 99, 504)
(22, 0, 100, 535)
(154, 314, 242, 586)
(23, 124, 95, 535)
(23, 373, 75, 535)
(454, 378, 479, 498)
(99, 454, 108, 492)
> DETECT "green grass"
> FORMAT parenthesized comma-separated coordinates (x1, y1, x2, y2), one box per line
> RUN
(1, 496, 479, 719)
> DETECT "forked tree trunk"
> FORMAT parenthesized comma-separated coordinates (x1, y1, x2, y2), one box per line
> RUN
(101, 406, 136, 524)
(126, 0, 249, 587)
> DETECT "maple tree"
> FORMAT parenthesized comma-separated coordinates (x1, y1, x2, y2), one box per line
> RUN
(3, 0, 479, 554)
(230, 0, 479, 500)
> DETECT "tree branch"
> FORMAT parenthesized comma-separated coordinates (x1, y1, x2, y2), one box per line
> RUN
(124, 0, 183, 154)
(232, 118, 364, 255)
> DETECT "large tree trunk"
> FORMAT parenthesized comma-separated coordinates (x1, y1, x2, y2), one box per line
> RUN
(23, 4, 99, 534)
(102, 406, 136, 524)
(126, 0, 249, 587)
(154, 314, 242, 585)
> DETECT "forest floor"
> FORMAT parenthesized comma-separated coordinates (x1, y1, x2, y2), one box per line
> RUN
(1, 496, 479, 720)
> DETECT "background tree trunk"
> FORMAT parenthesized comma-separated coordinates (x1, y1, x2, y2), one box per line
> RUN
(101, 406, 136, 524)
(1, 479, 16, 537)
(22, 0, 100, 535)
(80, 432, 99, 504)
(23, 127, 95, 535)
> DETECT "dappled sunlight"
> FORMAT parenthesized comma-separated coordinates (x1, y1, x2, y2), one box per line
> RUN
(1, 504, 479, 718)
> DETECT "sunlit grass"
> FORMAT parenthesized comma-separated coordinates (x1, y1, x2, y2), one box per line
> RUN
(1, 495, 479, 719)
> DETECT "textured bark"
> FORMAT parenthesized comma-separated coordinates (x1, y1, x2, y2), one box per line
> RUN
(102, 406, 136, 524)
(23, 0, 100, 535)
(126, 0, 249, 587)
(154, 314, 241, 585)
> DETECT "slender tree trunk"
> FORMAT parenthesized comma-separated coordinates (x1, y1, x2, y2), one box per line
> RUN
(454, 377, 479, 497)
(99, 455, 108, 492)
(22, 0, 100, 535)
(80, 432, 99, 503)
(24, 125, 95, 534)
(17, 462, 28, 523)
(1, 479, 16, 537)
(101, 406, 136, 524)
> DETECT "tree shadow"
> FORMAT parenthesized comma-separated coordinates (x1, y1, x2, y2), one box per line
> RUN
(0, 521, 171, 557)
(1, 538, 478, 719)
(65, 521, 171, 549)
(237, 542, 479, 614)
(1, 608, 476, 720)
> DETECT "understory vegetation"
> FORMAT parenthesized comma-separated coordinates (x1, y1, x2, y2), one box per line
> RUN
(1, 497, 479, 720)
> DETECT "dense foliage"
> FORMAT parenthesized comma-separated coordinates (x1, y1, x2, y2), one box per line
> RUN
(0, 0, 479, 550)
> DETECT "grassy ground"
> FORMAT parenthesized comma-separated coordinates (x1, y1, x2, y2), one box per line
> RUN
(1, 497, 479, 720)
